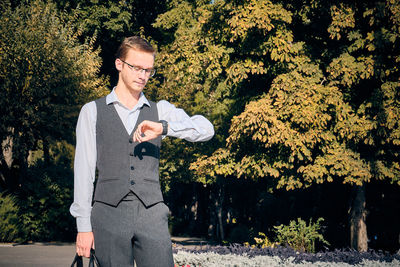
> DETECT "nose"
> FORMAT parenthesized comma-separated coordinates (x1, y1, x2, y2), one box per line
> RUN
(138, 69, 147, 79)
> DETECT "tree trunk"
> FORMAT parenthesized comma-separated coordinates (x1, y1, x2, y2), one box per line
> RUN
(216, 201, 224, 242)
(188, 183, 199, 233)
(215, 182, 225, 242)
(349, 185, 368, 252)
(43, 138, 50, 165)
(209, 182, 225, 242)
(1, 136, 13, 190)
(2, 135, 13, 168)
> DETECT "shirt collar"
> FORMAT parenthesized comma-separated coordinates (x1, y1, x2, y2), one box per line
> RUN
(106, 88, 150, 109)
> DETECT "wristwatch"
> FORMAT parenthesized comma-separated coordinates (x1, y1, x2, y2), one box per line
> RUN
(159, 120, 168, 135)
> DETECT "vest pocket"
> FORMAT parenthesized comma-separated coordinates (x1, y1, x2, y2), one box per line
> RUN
(98, 177, 119, 183)
(143, 178, 159, 184)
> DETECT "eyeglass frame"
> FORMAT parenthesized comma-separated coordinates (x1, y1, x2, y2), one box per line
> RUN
(119, 59, 156, 77)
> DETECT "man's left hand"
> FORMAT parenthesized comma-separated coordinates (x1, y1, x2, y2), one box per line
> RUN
(133, 120, 164, 143)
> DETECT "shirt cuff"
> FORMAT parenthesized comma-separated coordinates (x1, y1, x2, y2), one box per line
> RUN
(77, 217, 92, 232)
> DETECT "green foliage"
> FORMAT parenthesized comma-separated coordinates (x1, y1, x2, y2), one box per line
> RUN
(53, 0, 168, 88)
(0, 0, 397, 248)
(0, 141, 76, 242)
(274, 218, 329, 253)
(225, 60, 374, 189)
(189, 148, 236, 185)
(17, 140, 76, 241)
(0, 0, 108, 191)
(18, 161, 75, 241)
(189, 0, 400, 191)
(151, 0, 400, 247)
(0, 192, 22, 242)
(327, 4, 355, 40)
(153, 0, 299, 114)
(63, 0, 132, 38)
(153, 0, 300, 186)
(159, 138, 202, 190)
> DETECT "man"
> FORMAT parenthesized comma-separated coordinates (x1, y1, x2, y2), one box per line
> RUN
(70, 36, 214, 266)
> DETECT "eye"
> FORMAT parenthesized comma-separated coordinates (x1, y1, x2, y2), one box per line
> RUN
(132, 66, 142, 71)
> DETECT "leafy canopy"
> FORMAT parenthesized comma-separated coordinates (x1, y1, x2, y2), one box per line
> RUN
(0, 0, 108, 189)
(189, 0, 400, 190)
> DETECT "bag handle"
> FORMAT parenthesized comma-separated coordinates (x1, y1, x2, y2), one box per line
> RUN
(71, 253, 83, 267)
(71, 249, 100, 267)
(89, 249, 100, 267)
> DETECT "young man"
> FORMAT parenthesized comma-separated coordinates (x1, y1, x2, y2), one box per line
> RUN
(70, 36, 214, 266)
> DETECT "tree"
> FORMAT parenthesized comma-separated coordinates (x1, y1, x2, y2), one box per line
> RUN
(0, 0, 108, 192)
(49, 0, 168, 86)
(153, 0, 299, 241)
(191, 0, 399, 251)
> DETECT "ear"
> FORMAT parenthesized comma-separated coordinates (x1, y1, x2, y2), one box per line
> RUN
(115, 58, 123, 71)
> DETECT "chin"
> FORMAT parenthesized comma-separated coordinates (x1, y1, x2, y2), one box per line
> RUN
(133, 83, 145, 89)
(130, 86, 144, 93)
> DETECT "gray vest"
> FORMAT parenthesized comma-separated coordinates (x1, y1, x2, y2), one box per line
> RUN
(93, 97, 163, 207)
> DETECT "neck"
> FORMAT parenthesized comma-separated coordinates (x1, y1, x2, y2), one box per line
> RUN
(114, 83, 141, 110)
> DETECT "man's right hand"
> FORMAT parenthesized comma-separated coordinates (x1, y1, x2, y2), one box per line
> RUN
(76, 232, 94, 258)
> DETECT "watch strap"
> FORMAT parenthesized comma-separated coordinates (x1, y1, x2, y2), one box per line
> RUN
(159, 120, 168, 135)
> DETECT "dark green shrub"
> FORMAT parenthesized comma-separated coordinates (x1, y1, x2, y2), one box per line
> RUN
(18, 161, 75, 242)
(274, 217, 329, 253)
(0, 192, 22, 242)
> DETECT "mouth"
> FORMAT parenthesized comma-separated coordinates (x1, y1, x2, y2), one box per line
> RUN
(134, 81, 146, 87)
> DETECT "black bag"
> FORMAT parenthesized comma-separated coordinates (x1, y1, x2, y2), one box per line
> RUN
(71, 249, 100, 267)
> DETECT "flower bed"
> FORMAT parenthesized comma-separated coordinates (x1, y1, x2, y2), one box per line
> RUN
(173, 245, 400, 267)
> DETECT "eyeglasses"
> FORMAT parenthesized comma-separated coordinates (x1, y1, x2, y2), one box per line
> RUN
(120, 59, 156, 77)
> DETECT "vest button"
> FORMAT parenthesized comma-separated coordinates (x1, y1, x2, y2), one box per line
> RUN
(131, 166, 134, 170)
(129, 139, 133, 143)
(129, 152, 134, 156)
(130, 180, 135, 185)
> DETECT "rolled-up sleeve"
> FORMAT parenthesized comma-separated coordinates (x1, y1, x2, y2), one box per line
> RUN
(157, 100, 214, 142)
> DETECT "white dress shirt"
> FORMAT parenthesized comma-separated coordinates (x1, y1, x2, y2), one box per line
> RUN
(70, 89, 214, 232)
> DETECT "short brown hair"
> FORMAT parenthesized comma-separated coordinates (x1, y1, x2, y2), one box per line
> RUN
(115, 36, 156, 60)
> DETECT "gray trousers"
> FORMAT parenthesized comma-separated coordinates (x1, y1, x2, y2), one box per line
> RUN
(91, 194, 174, 267)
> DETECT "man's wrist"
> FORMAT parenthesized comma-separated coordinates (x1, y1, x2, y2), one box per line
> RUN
(159, 120, 168, 135)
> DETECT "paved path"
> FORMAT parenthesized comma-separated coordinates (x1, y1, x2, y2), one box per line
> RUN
(0, 242, 77, 267)
(0, 237, 209, 266)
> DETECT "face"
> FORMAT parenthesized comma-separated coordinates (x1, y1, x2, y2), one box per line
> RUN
(115, 49, 155, 94)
